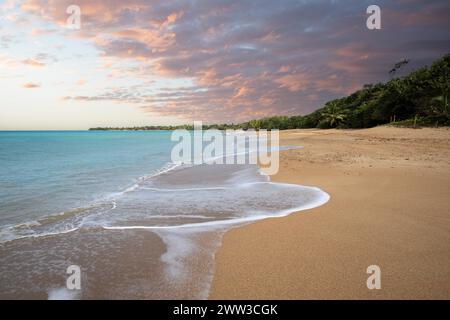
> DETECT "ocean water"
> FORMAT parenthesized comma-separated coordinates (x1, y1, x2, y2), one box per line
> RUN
(0, 131, 175, 240)
(0, 131, 329, 299)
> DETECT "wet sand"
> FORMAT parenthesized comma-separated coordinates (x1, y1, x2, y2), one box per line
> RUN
(1, 161, 327, 299)
(0, 226, 224, 299)
(210, 126, 450, 299)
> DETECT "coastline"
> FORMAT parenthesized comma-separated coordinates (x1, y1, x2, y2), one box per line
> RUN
(0, 132, 329, 299)
(210, 126, 450, 299)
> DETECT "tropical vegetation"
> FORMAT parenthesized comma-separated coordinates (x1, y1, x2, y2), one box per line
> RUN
(90, 53, 450, 131)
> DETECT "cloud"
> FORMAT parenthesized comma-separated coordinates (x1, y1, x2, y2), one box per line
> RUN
(30, 28, 57, 36)
(22, 58, 45, 67)
(22, 82, 41, 88)
(275, 74, 307, 92)
(0, 35, 14, 49)
(19, 0, 450, 122)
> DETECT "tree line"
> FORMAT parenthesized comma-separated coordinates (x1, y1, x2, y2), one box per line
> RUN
(90, 53, 450, 131)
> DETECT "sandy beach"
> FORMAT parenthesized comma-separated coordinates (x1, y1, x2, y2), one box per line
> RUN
(210, 126, 450, 299)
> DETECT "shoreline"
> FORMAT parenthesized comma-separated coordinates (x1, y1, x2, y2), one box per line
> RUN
(0, 142, 329, 299)
(209, 126, 450, 299)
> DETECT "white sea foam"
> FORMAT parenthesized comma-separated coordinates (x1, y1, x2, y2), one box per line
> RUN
(0, 143, 330, 299)
(102, 184, 329, 231)
(0, 146, 325, 246)
(96, 166, 329, 299)
(153, 227, 227, 299)
(47, 287, 81, 300)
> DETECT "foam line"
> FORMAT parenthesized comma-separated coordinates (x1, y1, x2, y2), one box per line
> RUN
(102, 187, 329, 231)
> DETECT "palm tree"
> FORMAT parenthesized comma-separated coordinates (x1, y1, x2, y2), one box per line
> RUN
(320, 102, 347, 128)
(249, 119, 261, 130)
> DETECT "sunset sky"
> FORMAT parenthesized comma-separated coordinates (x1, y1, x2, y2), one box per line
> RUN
(0, 0, 449, 130)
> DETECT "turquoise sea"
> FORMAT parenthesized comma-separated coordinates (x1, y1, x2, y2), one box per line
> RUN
(0, 131, 174, 236)
(0, 130, 329, 299)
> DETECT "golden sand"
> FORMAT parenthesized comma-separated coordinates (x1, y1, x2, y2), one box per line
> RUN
(210, 126, 450, 299)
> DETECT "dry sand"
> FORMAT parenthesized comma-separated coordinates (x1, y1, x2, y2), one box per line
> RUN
(210, 126, 450, 299)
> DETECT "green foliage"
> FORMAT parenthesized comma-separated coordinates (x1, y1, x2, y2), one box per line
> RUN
(318, 101, 347, 128)
(390, 115, 450, 128)
(295, 52, 450, 129)
(90, 53, 450, 131)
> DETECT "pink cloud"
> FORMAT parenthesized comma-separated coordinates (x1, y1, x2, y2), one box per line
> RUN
(22, 82, 41, 88)
(22, 58, 45, 67)
(18, 0, 450, 122)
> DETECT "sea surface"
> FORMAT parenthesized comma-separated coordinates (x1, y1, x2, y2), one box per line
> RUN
(0, 131, 329, 299)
